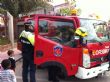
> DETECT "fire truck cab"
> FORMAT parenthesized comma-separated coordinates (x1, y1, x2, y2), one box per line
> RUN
(17, 14, 110, 79)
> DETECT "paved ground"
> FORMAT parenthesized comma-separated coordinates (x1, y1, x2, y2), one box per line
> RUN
(0, 48, 22, 63)
(1, 49, 110, 82)
(16, 60, 110, 82)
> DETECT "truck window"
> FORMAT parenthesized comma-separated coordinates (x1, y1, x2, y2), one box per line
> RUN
(94, 23, 107, 37)
(80, 18, 109, 42)
(39, 20, 48, 33)
(38, 18, 75, 45)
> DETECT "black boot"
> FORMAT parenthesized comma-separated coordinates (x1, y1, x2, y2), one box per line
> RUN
(52, 79, 59, 82)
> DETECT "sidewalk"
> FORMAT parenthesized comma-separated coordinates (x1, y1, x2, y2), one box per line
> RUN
(0, 48, 22, 63)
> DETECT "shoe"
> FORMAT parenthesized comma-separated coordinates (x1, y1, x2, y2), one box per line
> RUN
(53, 81, 59, 82)
(48, 79, 52, 81)
(52, 80, 59, 82)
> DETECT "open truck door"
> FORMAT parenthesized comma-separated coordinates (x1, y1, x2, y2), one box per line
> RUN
(34, 15, 81, 76)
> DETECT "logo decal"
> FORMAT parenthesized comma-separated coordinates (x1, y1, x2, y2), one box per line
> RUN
(92, 49, 109, 56)
(54, 45, 63, 57)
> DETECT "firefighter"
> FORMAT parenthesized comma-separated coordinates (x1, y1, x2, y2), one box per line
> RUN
(19, 21, 36, 82)
(61, 27, 87, 47)
(75, 27, 87, 37)
(74, 27, 88, 46)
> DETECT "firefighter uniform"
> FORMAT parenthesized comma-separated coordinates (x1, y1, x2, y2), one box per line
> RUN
(75, 27, 88, 45)
(19, 22, 36, 82)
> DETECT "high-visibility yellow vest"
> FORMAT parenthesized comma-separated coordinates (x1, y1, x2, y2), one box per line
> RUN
(19, 30, 34, 45)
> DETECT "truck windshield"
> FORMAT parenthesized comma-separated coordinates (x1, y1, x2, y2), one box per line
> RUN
(79, 18, 109, 42)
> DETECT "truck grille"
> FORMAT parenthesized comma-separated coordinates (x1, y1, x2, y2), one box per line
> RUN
(91, 56, 108, 62)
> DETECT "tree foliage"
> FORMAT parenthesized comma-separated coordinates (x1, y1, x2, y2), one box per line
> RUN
(0, 7, 6, 14)
(18, 0, 50, 14)
(0, 0, 49, 17)
(59, 0, 81, 16)
(0, 0, 19, 17)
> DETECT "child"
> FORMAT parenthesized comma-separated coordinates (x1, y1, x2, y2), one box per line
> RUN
(0, 59, 17, 82)
(0, 64, 2, 71)
(7, 49, 16, 71)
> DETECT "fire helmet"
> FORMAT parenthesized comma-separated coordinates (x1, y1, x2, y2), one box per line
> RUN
(75, 27, 87, 37)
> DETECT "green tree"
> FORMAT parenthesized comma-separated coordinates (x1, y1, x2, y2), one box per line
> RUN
(60, 0, 80, 15)
(0, 7, 6, 14)
(0, 0, 19, 17)
(0, 0, 50, 40)
(0, 0, 49, 17)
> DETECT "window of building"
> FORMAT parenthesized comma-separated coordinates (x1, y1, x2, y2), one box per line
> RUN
(39, 20, 48, 33)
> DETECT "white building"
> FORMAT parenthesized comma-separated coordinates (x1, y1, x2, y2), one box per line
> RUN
(46, 0, 76, 15)
(29, 0, 74, 15)
(20, 0, 75, 16)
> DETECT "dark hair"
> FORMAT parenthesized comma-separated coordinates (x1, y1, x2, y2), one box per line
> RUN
(1, 59, 11, 69)
(24, 24, 30, 31)
(24, 22, 34, 32)
(7, 50, 14, 56)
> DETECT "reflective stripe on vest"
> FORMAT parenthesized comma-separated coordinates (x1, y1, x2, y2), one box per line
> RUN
(27, 34, 34, 45)
(19, 30, 34, 45)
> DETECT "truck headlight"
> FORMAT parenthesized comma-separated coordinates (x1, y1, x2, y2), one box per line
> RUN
(83, 48, 90, 68)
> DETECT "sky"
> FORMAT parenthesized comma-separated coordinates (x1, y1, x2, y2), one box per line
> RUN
(51, 0, 110, 21)
(76, 0, 110, 21)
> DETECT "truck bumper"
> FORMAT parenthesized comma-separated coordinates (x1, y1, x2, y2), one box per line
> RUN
(75, 62, 109, 79)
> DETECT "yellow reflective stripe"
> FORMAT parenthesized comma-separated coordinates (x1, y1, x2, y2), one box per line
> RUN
(27, 34, 35, 45)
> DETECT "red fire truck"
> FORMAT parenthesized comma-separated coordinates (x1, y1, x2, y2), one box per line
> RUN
(17, 14, 110, 79)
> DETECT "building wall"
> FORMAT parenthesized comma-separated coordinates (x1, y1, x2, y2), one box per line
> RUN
(0, 15, 6, 37)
